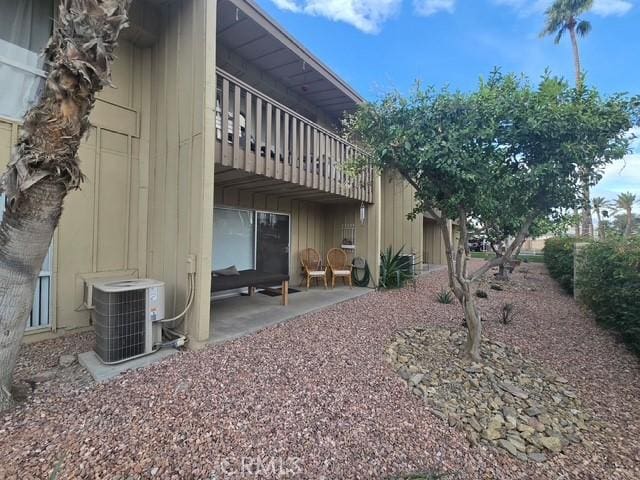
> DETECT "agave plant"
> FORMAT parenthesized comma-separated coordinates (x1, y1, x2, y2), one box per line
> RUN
(436, 288, 454, 304)
(378, 246, 416, 289)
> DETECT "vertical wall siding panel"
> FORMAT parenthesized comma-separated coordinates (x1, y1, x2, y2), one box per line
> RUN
(128, 138, 140, 269)
(96, 130, 130, 271)
(55, 131, 98, 330)
(146, 0, 215, 342)
(163, 0, 181, 313)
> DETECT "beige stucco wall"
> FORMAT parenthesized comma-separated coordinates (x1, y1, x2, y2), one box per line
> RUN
(380, 172, 423, 261)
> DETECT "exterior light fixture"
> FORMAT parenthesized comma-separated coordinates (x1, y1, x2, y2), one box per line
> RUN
(359, 202, 367, 225)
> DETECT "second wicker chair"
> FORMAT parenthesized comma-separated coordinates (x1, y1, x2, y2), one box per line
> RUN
(326, 248, 352, 288)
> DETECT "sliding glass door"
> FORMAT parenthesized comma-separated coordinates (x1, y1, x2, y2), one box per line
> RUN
(255, 212, 290, 275)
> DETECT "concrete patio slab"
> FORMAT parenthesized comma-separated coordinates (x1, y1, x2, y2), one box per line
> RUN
(78, 348, 179, 382)
(210, 285, 372, 344)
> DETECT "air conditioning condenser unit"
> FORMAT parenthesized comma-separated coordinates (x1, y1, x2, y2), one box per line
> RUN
(90, 278, 165, 364)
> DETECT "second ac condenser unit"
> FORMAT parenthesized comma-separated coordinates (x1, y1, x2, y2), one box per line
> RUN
(91, 278, 165, 364)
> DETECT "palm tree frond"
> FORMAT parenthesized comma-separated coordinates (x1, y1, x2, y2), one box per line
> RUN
(553, 25, 567, 44)
(616, 192, 637, 209)
(592, 196, 609, 209)
(576, 20, 592, 37)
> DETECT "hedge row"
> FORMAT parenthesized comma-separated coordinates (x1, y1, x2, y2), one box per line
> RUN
(542, 237, 576, 294)
(575, 237, 640, 356)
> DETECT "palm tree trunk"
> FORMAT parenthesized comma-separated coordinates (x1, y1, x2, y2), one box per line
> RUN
(569, 24, 583, 89)
(625, 207, 633, 237)
(0, 0, 130, 411)
(0, 180, 65, 409)
(568, 23, 594, 238)
(595, 210, 604, 240)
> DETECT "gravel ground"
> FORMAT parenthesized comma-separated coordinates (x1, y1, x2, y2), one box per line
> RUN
(1, 264, 639, 479)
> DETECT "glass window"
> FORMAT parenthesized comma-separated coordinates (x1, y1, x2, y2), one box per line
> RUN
(212, 208, 255, 271)
(0, 0, 54, 120)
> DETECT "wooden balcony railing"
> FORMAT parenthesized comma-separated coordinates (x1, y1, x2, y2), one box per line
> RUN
(215, 68, 373, 203)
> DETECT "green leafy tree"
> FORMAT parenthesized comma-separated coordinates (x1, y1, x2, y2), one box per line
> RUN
(616, 192, 638, 237)
(541, 0, 595, 238)
(345, 72, 634, 362)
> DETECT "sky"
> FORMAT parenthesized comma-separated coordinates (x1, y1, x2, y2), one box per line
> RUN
(257, 0, 639, 207)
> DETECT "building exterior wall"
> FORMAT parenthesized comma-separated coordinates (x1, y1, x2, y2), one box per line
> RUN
(2, 38, 152, 342)
(3, 0, 448, 347)
(210, 193, 381, 291)
(423, 218, 447, 265)
(213, 187, 330, 287)
(380, 172, 423, 261)
(2, 0, 217, 344)
(145, 0, 216, 345)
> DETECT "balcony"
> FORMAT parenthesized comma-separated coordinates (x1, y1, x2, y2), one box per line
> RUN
(215, 69, 373, 203)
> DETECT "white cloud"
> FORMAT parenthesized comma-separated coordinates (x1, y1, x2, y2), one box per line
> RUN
(593, 154, 640, 211)
(269, 0, 633, 34)
(491, 0, 634, 17)
(272, 0, 301, 12)
(271, 0, 402, 33)
(413, 0, 456, 16)
(592, 0, 634, 16)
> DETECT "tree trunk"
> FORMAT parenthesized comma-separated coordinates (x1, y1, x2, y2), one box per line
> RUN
(595, 210, 605, 240)
(0, 0, 130, 411)
(568, 23, 593, 239)
(0, 180, 65, 409)
(580, 180, 593, 238)
(463, 288, 481, 362)
(625, 208, 633, 237)
(568, 23, 582, 90)
(497, 262, 510, 281)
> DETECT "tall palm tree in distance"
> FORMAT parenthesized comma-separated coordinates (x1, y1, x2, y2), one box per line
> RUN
(592, 196, 610, 240)
(541, 0, 594, 239)
(616, 192, 637, 237)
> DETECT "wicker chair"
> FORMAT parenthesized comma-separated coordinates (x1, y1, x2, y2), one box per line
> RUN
(299, 248, 327, 289)
(326, 248, 353, 288)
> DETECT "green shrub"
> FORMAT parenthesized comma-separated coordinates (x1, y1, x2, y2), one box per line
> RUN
(543, 237, 577, 294)
(575, 237, 640, 356)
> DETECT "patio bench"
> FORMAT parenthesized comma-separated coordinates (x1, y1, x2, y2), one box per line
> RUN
(211, 269, 290, 305)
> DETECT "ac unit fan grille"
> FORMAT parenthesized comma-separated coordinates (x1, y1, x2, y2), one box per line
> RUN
(93, 288, 146, 363)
